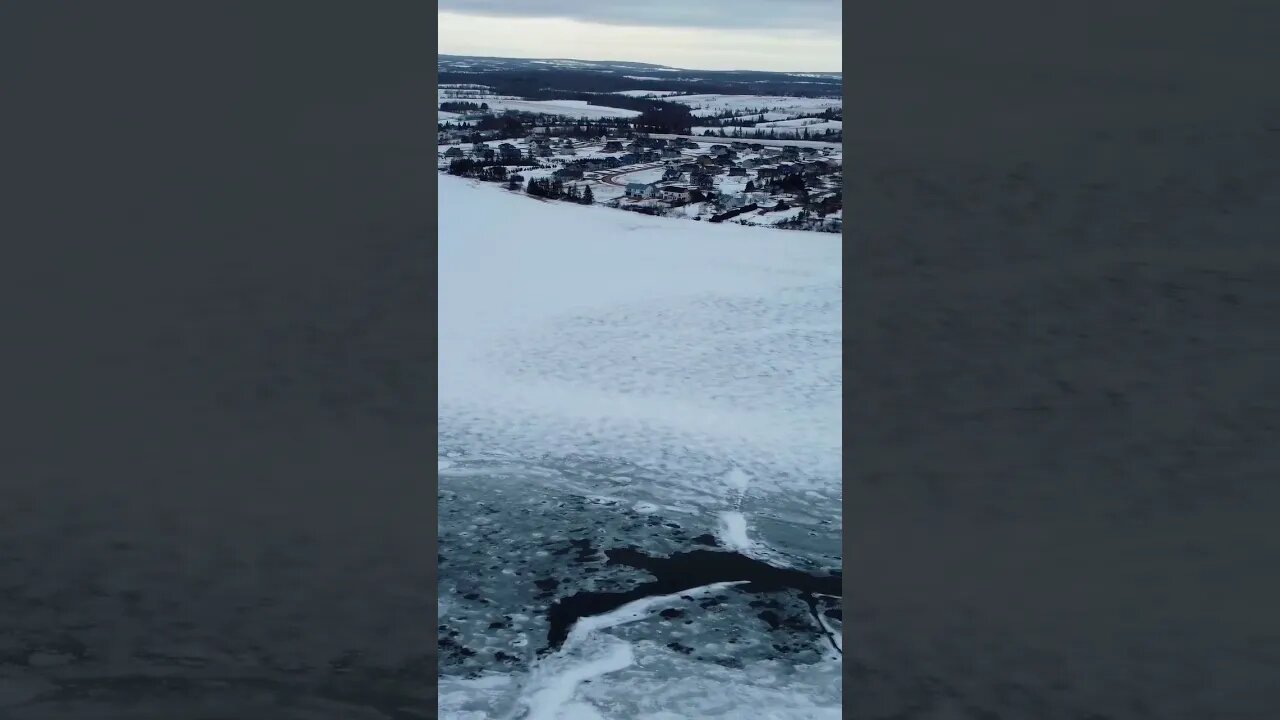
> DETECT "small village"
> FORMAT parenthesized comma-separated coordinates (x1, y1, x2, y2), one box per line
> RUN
(439, 128, 842, 233)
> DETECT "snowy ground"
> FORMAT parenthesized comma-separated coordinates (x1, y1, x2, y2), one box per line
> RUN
(436, 89, 641, 119)
(650, 133, 841, 150)
(438, 175, 841, 718)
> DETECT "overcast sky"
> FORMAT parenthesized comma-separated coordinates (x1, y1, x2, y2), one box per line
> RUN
(437, 1, 841, 72)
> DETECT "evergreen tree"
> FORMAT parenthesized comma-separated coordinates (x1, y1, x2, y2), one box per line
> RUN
(582, 186, 594, 204)
(745, 180, 755, 193)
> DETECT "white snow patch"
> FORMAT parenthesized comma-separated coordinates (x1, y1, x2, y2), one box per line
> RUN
(717, 510, 753, 552)
(521, 640, 634, 720)
(518, 582, 746, 720)
(565, 581, 746, 647)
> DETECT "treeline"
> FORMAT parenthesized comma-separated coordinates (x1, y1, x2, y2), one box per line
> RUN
(700, 107, 840, 127)
(473, 112, 526, 135)
(446, 159, 528, 182)
(524, 178, 594, 204)
(699, 127, 841, 141)
(439, 101, 488, 113)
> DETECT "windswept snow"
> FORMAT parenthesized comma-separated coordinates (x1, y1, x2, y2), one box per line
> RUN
(438, 175, 842, 490)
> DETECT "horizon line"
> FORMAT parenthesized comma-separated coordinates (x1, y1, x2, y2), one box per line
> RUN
(438, 52, 841, 77)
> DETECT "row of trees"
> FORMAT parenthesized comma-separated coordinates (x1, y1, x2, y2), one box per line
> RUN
(700, 126, 841, 141)
(439, 101, 489, 113)
(446, 159, 518, 183)
(523, 177, 594, 204)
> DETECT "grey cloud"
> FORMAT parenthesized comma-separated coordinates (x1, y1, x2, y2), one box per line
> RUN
(438, 0, 840, 32)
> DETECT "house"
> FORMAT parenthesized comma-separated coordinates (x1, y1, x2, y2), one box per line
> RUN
(756, 166, 782, 179)
(761, 147, 783, 157)
(625, 182, 653, 198)
(497, 143, 522, 161)
(602, 141, 624, 152)
(709, 144, 729, 156)
(443, 147, 464, 158)
(683, 141, 701, 149)
(691, 172, 715, 190)
(661, 148, 681, 159)
(803, 161, 828, 175)
(728, 166, 747, 177)
(603, 156, 622, 168)
(662, 165, 682, 181)
(780, 148, 801, 161)
(696, 155, 716, 167)
(479, 148, 495, 161)
(742, 157, 766, 169)
(679, 162, 699, 173)
(656, 185, 694, 202)
(619, 153, 639, 164)
(749, 143, 764, 151)
(713, 155, 734, 167)
(730, 141, 748, 150)
(558, 146, 577, 156)
(638, 151, 660, 163)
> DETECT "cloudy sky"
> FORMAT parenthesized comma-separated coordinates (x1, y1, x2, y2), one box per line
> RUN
(438, 0, 840, 72)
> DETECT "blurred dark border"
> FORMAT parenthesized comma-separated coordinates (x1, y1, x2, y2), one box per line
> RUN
(1, 3, 437, 717)
(845, 2, 1279, 717)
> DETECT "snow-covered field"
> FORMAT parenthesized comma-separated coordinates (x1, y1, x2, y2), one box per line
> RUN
(437, 89, 642, 119)
(438, 175, 842, 718)
(439, 175, 841, 484)
(698, 119, 840, 139)
(665, 94, 842, 118)
(652, 133, 842, 149)
(483, 98, 642, 119)
(756, 118, 843, 131)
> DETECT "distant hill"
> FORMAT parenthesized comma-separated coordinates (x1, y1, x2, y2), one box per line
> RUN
(438, 55, 841, 98)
